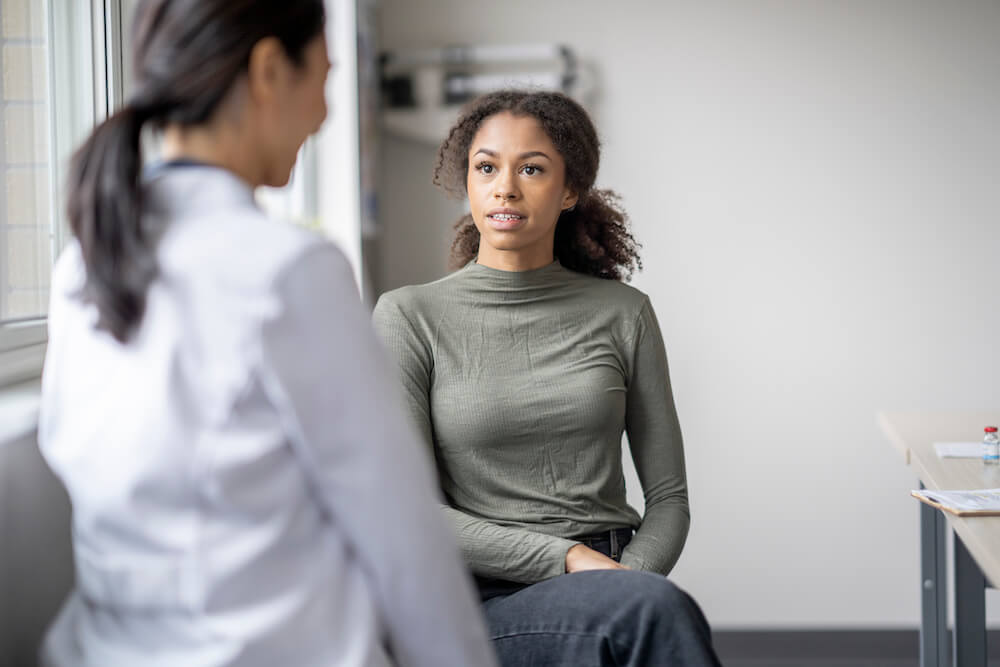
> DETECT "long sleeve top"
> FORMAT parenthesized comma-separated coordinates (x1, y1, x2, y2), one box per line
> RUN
(372, 260, 689, 585)
(38, 164, 497, 667)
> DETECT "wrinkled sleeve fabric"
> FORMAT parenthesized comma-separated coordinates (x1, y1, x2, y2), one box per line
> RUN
(373, 294, 578, 584)
(259, 244, 497, 667)
(619, 298, 691, 575)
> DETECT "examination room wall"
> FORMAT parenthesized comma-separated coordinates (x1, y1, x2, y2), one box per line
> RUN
(373, 0, 1000, 628)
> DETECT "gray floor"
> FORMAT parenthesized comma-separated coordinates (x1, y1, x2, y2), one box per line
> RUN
(726, 662, 915, 667)
(714, 629, 1000, 666)
(725, 662, 1000, 667)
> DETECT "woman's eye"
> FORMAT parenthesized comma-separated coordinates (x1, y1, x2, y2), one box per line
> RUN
(476, 163, 494, 175)
(521, 165, 541, 176)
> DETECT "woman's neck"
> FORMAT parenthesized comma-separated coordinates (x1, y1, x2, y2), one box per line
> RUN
(475, 245, 555, 272)
(161, 120, 261, 188)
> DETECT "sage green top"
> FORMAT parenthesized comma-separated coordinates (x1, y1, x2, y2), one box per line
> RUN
(372, 261, 689, 584)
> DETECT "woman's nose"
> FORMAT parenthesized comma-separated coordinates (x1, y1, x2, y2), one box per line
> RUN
(494, 177, 519, 201)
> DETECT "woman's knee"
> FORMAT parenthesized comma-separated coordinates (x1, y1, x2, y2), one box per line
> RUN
(571, 572, 716, 664)
(560, 570, 694, 621)
(617, 572, 692, 615)
(483, 571, 718, 665)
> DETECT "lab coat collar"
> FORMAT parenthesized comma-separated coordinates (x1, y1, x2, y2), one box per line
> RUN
(145, 161, 258, 218)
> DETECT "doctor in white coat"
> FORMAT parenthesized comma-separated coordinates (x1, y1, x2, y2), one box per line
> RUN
(37, 1, 497, 665)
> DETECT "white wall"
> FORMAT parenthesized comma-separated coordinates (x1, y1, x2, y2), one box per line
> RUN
(375, 0, 1000, 628)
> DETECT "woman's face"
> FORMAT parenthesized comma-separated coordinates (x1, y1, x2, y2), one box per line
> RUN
(258, 34, 330, 187)
(466, 112, 578, 270)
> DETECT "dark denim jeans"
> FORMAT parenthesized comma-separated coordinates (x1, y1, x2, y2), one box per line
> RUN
(475, 529, 721, 667)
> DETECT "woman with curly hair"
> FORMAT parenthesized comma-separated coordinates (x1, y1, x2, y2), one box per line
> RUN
(374, 90, 720, 666)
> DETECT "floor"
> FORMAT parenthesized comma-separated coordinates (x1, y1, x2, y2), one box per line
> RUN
(724, 661, 1000, 667)
(713, 630, 1000, 667)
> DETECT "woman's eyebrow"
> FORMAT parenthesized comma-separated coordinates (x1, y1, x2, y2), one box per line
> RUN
(472, 148, 552, 161)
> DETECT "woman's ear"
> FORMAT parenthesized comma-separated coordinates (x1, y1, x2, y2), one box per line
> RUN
(562, 188, 579, 212)
(246, 36, 289, 105)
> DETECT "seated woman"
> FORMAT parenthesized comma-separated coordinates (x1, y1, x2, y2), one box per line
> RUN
(374, 90, 721, 666)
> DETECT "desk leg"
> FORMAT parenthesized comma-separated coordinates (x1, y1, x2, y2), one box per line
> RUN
(953, 532, 987, 667)
(920, 488, 948, 667)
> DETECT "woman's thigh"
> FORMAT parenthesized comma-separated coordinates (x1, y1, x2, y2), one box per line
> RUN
(481, 570, 719, 667)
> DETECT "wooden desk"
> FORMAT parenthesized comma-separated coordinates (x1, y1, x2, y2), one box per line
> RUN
(879, 411, 1000, 667)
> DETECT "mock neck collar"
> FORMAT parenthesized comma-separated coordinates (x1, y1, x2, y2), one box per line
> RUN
(462, 260, 567, 286)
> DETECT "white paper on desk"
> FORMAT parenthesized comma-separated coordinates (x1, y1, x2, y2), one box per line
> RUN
(915, 489, 1000, 511)
(934, 442, 983, 458)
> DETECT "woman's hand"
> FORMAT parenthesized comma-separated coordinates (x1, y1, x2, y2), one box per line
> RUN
(565, 544, 629, 573)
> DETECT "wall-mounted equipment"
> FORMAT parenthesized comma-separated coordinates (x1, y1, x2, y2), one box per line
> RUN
(379, 43, 591, 144)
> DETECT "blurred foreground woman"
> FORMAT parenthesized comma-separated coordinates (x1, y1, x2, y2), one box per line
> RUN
(37, 1, 496, 665)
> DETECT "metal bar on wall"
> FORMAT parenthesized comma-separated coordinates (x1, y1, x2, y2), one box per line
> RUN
(0, 29, 8, 322)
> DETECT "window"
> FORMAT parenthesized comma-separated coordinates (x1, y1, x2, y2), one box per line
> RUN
(257, 139, 320, 231)
(0, 1, 114, 386)
(1, 1, 56, 323)
(0, 0, 341, 388)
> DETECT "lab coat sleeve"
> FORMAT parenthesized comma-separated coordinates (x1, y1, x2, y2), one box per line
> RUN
(258, 242, 497, 667)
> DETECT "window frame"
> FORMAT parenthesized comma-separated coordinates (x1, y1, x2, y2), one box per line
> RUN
(0, 0, 125, 388)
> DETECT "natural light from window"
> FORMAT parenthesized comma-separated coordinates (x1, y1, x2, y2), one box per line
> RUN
(1, 0, 52, 322)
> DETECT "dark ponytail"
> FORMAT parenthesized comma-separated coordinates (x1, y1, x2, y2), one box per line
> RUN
(437, 90, 641, 281)
(67, 0, 325, 343)
(67, 106, 155, 342)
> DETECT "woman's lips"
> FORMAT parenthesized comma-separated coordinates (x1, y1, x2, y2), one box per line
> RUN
(486, 212, 526, 231)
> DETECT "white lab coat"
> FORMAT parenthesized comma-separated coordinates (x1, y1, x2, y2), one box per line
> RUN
(37, 164, 497, 667)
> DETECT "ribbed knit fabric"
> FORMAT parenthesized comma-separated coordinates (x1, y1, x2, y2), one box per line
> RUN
(373, 261, 689, 584)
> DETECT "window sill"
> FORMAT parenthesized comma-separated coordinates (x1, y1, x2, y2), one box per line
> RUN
(0, 320, 47, 386)
(0, 342, 46, 387)
(0, 378, 41, 445)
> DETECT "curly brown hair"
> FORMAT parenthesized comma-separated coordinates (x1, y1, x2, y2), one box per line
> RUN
(434, 90, 641, 281)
